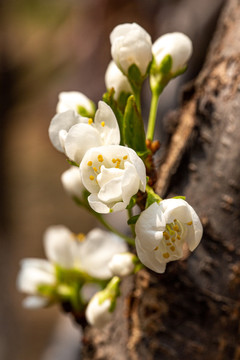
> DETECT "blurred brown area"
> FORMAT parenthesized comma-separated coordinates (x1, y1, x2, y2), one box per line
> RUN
(0, 0, 224, 359)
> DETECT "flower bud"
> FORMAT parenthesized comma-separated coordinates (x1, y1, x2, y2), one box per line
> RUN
(152, 32, 192, 74)
(108, 253, 135, 277)
(110, 23, 152, 76)
(61, 166, 84, 199)
(86, 292, 113, 328)
(105, 61, 132, 100)
(56, 91, 95, 116)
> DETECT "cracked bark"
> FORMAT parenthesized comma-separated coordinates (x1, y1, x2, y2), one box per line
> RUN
(81, 0, 240, 358)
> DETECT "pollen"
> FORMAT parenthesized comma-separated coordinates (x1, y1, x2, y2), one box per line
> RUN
(170, 246, 175, 252)
(93, 167, 98, 172)
(154, 246, 159, 251)
(101, 121, 105, 127)
(87, 161, 92, 166)
(177, 235, 181, 240)
(123, 155, 128, 160)
(76, 233, 85, 242)
(89, 175, 94, 180)
(163, 252, 170, 259)
(88, 118, 93, 125)
(173, 225, 180, 232)
(172, 238, 176, 243)
(98, 154, 104, 162)
(112, 158, 116, 163)
(163, 231, 170, 240)
(187, 221, 193, 226)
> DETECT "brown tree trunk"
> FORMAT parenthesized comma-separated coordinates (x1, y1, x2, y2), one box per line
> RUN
(81, 0, 240, 358)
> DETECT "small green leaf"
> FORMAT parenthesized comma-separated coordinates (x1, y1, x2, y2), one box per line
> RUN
(127, 64, 142, 89)
(123, 95, 147, 152)
(127, 214, 140, 225)
(67, 159, 79, 167)
(145, 185, 162, 208)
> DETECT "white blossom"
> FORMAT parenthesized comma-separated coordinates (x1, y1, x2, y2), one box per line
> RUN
(44, 226, 128, 279)
(56, 91, 95, 115)
(152, 32, 192, 74)
(16, 258, 55, 308)
(110, 23, 152, 76)
(85, 292, 113, 328)
(105, 60, 132, 99)
(61, 166, 84, 199)
(135, 199, 203, 273)
(108, 253, 135, 277)
(49, 101, 120, 164)
(80, 145, 146, 213)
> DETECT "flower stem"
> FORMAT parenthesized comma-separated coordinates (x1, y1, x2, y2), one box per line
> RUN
(73, 197, 135, 246)
(127, 208, 136, 238)
(146, 90, 160, 141)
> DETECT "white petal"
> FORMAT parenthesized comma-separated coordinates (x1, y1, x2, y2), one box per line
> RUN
(78, 228, 127, 279)
(135, 237, 166, 273)
(43, 225, 76, 269)
(64, 123, 102, 164)
(127, 147, 146, 191)
(61, 166, 84, 199)
(121, 162, 140, 203)
(108, 253, 135, 277)
(160, 199, 192, 224)
(135, 202, 166, 251)
(56, 91, 94, 114)
(48, 110, 81, 152)
(22, 296, 49, 309)
(88, 194, 110, 213)
(185, 204, 203, 251)
(94, 101, 120, 145)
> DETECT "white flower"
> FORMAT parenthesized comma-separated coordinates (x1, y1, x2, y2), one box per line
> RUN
(108, 253, 135, 277)
(49, 101, 120, 164)
(61, 166, 84, 199)
(56, 91, 95, 116)
(16, 258, 55, 308)
(152, 32, 192, 74)
(86, 291, 112, 328)
(44, 226, 128, 279)
(80, 145, 146, 213)
(105, 61, 132, 99)
(135, 199, 203, 273)
(110, 23, 152, 76)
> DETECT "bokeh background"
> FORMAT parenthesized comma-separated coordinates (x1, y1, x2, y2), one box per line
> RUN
(0, 0, 224, 359)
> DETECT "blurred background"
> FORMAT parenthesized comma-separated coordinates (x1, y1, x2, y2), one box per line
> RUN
(0, 0, 224, 359)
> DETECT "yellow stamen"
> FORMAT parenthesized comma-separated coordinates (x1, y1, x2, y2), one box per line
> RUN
(154, 246, 159, 251)
(170, 246, 175, 252)
(76, 233, 85, 242)
(163, 231, 170, 240)
(98, 155, 104, 162)
(93, 167, 98, 172)
(89, 175, 94, 180)
(177, 235, 181, 240)
(101, 121, 105, 127)
(112, 158, 116, 163)
(166, 243, 171, 246)
(173, 225, 180, 232)
(187, 221, 193, 226)
(172, 238, 176, 243)
(163, 252, 170, 259)
(123, 155, 128, 160)
(87, 161, 92, 166)
(88, 118, 93, 125)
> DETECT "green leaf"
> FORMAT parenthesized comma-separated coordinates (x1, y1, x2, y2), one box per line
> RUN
(123, 95, 147, 152)
(66, 159, 79, 167)
(102, 89, 124, 145)
(127, 214, 140, 225)
(118, 91, 131, 113)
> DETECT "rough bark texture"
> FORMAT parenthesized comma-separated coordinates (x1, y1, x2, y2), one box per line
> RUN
(82, 0, 240, 359)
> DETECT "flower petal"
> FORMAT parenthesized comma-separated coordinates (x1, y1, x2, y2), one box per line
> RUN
(56, 91, 94, 114)
(22, 296, 49, 309)
(94, 101, 120, 145)
(135, 237, 166, 273)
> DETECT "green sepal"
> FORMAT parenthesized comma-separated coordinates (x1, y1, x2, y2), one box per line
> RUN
(126, 195, 137, 210)
(67, 159, 79, 167)
(118, 91, 132, 113)
(158, 54, 172, 74)
(98, 276, 121, 313)
(37, 284, 56, 298)
(172, 196, 186, 200)
(145, 185, 162, 208)
(102, 89, 124, 145)
(123, 95, 147, 152)
(127, 64, 143, 90)
(127, 214, 140, 225)
(172, 65, 187, 78)
(136, 149, 150, 160)
(77, 101, 96, 118)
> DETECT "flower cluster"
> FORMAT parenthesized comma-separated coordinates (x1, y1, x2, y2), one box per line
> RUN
(17, 22, 202, 329)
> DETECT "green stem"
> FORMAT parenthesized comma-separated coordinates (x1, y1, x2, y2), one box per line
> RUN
(146, 90, 160, 141)
(127, 208, 136, 238)
(73, 197, 135, 246)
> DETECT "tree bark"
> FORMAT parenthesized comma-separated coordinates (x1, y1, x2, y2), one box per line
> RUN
(82, 0, 240, 358)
